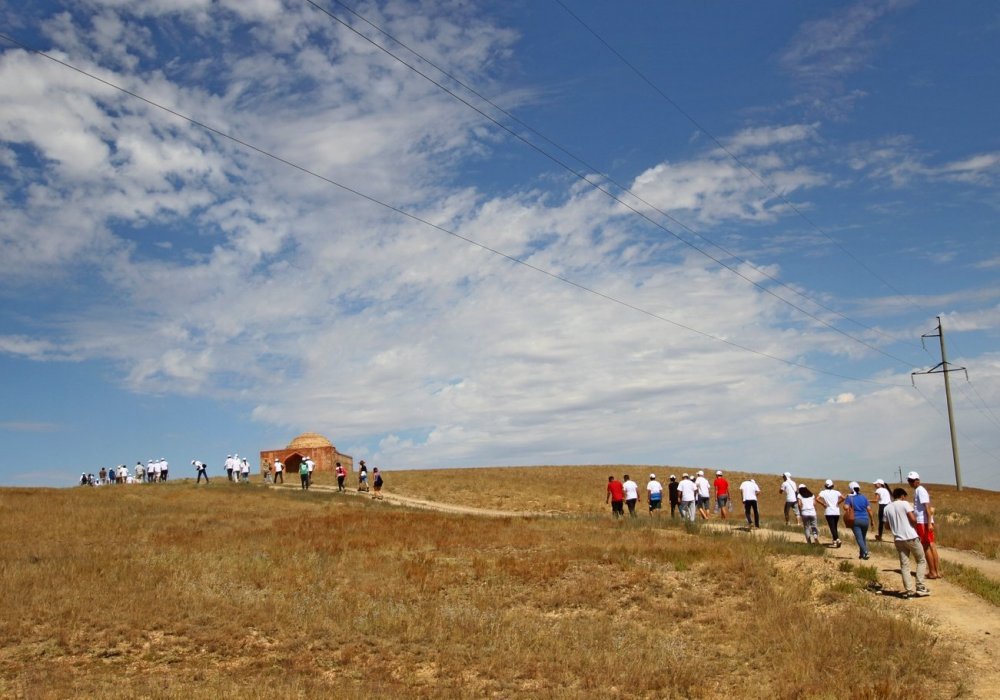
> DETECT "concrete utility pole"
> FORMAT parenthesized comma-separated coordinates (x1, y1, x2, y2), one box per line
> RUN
(912, 316, 967, 491)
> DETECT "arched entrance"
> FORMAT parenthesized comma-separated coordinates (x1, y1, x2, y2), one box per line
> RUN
(284, 453, 304, 477)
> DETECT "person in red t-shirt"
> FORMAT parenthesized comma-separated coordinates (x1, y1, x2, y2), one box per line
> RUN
(606, 476, 625, 518)
(713, 470, 730, 520)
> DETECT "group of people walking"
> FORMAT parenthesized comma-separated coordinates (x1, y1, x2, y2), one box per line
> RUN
(606, 469, 942, 598)
(80, 459, 170, 486)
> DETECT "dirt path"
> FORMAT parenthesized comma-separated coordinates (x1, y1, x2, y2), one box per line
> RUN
(280, 483, 544, 518)
(717, 523, 1000, 698)
(281, 483, 1000, 697)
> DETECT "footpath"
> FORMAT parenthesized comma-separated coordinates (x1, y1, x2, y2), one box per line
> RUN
(278, 482, 1000, 697)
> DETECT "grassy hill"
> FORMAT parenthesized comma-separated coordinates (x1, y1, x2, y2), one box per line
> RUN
(0, 473, 984, 698)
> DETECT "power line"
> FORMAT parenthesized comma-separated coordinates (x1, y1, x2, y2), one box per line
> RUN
(301, 0, 923, 370)
(551, 0, 940, 328)
(0, 33, 909, 388)
(913, 383, 1000, 467)
(957, 380, 1000, 433)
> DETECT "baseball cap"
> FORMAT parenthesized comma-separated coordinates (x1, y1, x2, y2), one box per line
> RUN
(697, 470, 704, 476)
(649, 473, 656, 480)
(669, 475, 676, 481)
(824, 479, 834, 488)
(873, 479, 885, 485)
(907, 471, 920, 481)
(682, 473, 690, 478)
(783, 472, 791, 479)
(716, 470, 723, 476)
(848, 481, 860, 491)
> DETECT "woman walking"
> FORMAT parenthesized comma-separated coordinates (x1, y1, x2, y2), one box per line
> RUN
(844, 481, 874, 559)
(797, 485, 820, 544)
(817, 479, 844, 547)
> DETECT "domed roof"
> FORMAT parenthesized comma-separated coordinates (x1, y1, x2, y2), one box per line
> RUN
(287, 432, 333, 449)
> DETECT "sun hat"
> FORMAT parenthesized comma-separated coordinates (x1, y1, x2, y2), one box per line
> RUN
(907, 471, 920, 481)
(824, 479, 834, 488)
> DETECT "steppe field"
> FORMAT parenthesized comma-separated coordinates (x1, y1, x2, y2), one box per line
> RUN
(2, 465, 999, 699)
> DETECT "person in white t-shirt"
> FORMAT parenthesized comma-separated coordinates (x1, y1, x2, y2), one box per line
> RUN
(779, 473, 799, 525)
(873, 479, 892, 541)
(622, 475, 640, 518)
(241, 458, 250, 483)
(193, 460, 209, 484)
(739, 479, 761, 528)
(693, 471, 711, 520)
(305, 458, 315, 487)
(273, 459, 284, 484)
(160, 458, 169, 482)
(646, 475, 663, 517)
(676, 474, 697, 522)
(883, 487, 929, 597)
(907, 472, 941, 579)
(817, 480, 844, 547)
(796, 485, 820, 544)
(152, 460, 162, 483)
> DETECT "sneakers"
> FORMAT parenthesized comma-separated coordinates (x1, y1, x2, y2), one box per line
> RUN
(834, 539, 842, 548)
(915, 585, 930, 596)
(860, 553, 870, 560)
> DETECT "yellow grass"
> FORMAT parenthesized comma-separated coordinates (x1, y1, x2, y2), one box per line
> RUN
(351, 465, 1000, 558)
(0, 481, 964, 698)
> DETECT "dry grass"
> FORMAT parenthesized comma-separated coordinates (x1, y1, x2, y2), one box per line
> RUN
(0, 482, 963, 698)
(347, 466, 1000, 559)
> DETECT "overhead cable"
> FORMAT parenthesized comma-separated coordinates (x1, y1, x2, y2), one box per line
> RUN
(0, 32, 908, 388)
(300, 1, 927, 369)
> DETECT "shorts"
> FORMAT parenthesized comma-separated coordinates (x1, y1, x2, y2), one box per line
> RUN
(649, 498, 662, 511)
(915, 523, 936, 545)
(611, 500, 624, 515)
(716, 495, 729, 509)
(697, 496, 710, 509)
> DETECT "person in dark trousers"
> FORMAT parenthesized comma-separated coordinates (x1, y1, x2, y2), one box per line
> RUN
(335, 462, 346, 492)
(667, 475, 680, 518)
(193, 460, 209, 484)
(606, 476, 625, 518)
(299, 461, 310, 490)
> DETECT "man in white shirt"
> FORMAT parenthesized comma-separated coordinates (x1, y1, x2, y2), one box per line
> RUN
(193, 460, 209, 484)
(225, 455, 234, 482)
(646, 474, 663, 517)
(273, 459, 284, 484)
(677, 473, 697, 522)
(305, 458, 315, 487)
(739, 478, 761, 528)
(160, 458, 168, 482)
(622, 475, 640, 518)
(779, 472, 799, 525)
(883, 487, 929, 597)
(241, 458, 250, 483)
(694, 470, 711, 520)
(873, 479, 892, 541)
(907, 472, 941, 579)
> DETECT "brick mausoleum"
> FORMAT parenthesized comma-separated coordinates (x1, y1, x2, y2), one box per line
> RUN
(259, 432, 353, 477)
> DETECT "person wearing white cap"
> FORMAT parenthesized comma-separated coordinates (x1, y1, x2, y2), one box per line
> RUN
(738, 477, 761, 528)
(694, 470, 711, 520)
(193, 459, 209, 484)
(273, 458, 284, 484)
(779, 472, 800, 526)
(713, 470, 730, 520)
(873, 479, 891, 541)
(646, 474, 663, 516)
(225, 455, 234, 482)
(817, 479, 845, 547)
(906, 472, 941, 579)
(160, 457, 168, 482)
(883, 486, 930, 597)
(844, 481, 874, 559)
(677, 473, 697, 522)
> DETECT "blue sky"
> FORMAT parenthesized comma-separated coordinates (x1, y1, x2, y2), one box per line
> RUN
(1, 0, 998, 489)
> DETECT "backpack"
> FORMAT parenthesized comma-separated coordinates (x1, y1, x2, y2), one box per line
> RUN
(843, 496, 856, 527)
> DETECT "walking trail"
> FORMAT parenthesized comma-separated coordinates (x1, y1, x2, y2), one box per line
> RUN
(283, 483, 1000, 697)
